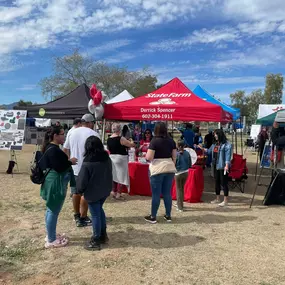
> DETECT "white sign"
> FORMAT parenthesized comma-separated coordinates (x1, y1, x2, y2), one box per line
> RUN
(258, 104, 285, 119)
(35, 118, 51, 127)
(0, 109, 27, 150)
(250, 125, 261, 140)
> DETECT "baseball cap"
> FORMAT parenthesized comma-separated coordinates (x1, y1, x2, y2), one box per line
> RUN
(81, 114, 95, 123)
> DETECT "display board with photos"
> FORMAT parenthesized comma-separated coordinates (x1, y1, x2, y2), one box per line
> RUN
(25, 127, 47, 145)
(0, 109, 27, 150)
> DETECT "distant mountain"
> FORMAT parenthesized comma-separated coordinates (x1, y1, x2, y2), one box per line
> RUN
(1, 102, 18, 110)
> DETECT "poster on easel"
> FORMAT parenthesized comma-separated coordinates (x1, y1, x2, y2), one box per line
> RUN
(260, 141, 272, 168)
(0, 109, 27, 151)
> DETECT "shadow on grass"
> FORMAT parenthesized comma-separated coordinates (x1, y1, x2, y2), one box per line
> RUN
(68, 228, 206, 249)
(107, 214, 257, 225)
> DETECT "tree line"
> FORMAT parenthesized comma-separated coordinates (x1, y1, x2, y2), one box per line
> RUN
(230, 73, 283, 123)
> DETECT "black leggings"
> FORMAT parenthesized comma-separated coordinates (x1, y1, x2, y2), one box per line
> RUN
(214, 168, 229, 197)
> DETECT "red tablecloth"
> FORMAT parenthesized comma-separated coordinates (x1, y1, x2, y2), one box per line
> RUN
(122, 163, 204, 203)
(122, 162, 152, 196)
(171, 165, 204, 203)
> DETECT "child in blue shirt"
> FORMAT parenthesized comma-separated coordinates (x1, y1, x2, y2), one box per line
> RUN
(175, 140, 192, 211)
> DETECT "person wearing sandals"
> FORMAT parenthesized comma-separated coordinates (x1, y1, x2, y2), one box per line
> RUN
(145, 122, 177, 224)
(107, 123, 135, 200)
(208, 129, 232, 207)
(40, 126, 78, 249)
(77, 136, 113, 250)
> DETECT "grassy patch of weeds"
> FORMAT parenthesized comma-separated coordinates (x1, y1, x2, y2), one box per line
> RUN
(0, 239, 37, 262)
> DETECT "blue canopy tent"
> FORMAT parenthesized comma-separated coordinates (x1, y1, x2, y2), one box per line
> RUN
(193, 85, 240, 121)
(193, 85, 242, 154)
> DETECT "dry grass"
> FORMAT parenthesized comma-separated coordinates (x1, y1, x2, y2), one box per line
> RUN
(0, 145, 285, 285)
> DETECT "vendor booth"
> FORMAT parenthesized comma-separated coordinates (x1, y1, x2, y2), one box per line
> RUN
(105, 90, 133, 104)
(256, 104, 285, 126)
(20, 84, 91, 119)
(104, 78, 232, 122)
(104, 77, 233, 202)
(193, 85, 240, 120)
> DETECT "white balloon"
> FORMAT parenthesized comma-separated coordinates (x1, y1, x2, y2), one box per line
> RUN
(94, 104, 104, 120)
(88, 99, 95, 114)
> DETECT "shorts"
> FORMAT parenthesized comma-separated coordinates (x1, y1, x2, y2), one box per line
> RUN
(70, 175, 80, 195)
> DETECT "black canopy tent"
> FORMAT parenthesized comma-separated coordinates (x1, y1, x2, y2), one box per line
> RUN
(21, 84, 91, 119)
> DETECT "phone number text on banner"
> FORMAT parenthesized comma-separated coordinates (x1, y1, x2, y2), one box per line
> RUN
(140, 108, 175, 120)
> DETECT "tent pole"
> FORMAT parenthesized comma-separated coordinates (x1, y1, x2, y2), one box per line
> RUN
(231, 121, 234, 153)
(102, 119, 106, 144)
(240, 116, 243, 155)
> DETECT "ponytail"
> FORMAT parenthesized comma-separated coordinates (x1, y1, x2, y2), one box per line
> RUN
(42, 126, 62, 153)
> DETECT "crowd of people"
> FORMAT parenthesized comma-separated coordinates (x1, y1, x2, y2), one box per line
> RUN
(38, 115, 232, 250)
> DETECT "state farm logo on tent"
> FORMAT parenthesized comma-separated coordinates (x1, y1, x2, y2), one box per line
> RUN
(146, 92, 192, 98)
(149, 98, 177, 105)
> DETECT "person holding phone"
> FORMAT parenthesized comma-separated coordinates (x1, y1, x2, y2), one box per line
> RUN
(208, 129, 232, 207)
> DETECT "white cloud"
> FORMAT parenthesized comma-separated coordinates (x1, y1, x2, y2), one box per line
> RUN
(0, 56, 23, 73)
(211, 43, 285, 69)
(0, 0, 219, 58)
(104, 52, 137, 64)
(16, 84, 37, 91)
(238, 21, 279, 36)
(85, 39, 133, 56)
(146, 27, 240, 52)
(223, 0, 285, 22)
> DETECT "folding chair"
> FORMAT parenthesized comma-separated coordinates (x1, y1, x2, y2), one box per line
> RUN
(228, 153, 248, 193)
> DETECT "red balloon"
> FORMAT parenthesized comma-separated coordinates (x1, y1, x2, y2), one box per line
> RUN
(90, 84, 97, 100)
(93, 90, 102, 106)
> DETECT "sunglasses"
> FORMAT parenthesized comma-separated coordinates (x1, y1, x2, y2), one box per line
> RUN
(145, 132, 151, 134)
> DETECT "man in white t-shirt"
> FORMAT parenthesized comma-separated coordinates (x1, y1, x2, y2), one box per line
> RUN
(63, 114, 100, 227)
(65, 118, 81, 142)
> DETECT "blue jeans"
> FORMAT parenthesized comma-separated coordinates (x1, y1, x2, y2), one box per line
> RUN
(45, 201, 65, 242)
(45, 173, 69, 243)
(150, 173, 175, 217)
(88, 197, 108, 239)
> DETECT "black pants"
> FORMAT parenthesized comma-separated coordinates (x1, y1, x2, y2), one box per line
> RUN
(214, 167, 229, 197)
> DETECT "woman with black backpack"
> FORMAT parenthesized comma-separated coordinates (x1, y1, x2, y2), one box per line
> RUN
(40, 126, 77, 249)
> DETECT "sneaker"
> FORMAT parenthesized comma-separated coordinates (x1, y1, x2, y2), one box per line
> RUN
(82, 216, 92, 226)
(76, 217, 87, 227)
(144, 215, 157, 224)
(85, 237, 101, 251)
(211, 199, 220, 204)
(177, 208, 184, 212)
(218, 201, 228, 207)
(172, 202, 177, 208)
(45, 233, 68, 243)
(73, 213, 80, 222)
(45, 237, 68, 249)
(164, 215, 172, 222)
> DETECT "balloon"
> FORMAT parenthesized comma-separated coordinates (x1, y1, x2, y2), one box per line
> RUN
(90, 84, 97, 99)
(94, 104, 104, 120)
(88, 99, 95, 114)
(93, 90, 103, 106)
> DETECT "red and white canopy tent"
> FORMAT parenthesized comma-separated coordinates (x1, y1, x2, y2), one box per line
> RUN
(104, 77, 232, 122)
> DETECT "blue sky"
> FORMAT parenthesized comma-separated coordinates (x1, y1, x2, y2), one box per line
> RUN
(1, 0, 285, 105)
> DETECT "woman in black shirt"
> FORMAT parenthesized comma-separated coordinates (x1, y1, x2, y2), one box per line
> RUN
(40, 126, 77, 249)
(107, 123, 135, 200)
(145, 122, 177, 224)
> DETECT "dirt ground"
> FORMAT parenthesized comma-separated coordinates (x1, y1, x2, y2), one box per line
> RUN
(0, 145, 285, 285)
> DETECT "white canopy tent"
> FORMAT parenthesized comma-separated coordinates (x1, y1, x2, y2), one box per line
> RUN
(105, 90, 133, 104)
